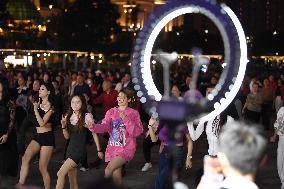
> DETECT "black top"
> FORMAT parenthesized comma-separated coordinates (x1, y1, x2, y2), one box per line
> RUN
(67, 123, 88, 150)
(66, 122, 89, 163)
(13, 87, 28, 101)
(35, 107, 55, 127)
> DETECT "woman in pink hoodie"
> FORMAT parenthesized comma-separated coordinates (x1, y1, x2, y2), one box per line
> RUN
(89, 88, 143, 185)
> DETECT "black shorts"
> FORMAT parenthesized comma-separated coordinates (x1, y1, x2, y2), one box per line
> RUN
(33, 131, 55, 147)
(66, 154, 84, 166)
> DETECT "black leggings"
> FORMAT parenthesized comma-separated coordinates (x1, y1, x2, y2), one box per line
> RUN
(143, 136, 160, 163)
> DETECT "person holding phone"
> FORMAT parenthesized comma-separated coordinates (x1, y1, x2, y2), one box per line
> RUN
(197, 122, 267, 189)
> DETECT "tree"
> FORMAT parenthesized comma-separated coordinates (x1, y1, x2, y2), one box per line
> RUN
(0, 0, 9, 30)
(47, 0, 120, 52)
(0, 0, 8, 48)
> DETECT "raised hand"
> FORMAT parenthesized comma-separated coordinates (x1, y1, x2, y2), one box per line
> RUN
(0, 134, 8, 144)
(61, 115, 68, 128)
(33, 101, 40, 110)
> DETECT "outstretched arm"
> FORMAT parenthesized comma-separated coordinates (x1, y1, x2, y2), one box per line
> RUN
(89, 109, 113, 133)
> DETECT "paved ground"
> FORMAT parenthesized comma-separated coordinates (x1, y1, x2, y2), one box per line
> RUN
(1, 129, 280, 189)
(0, 122, 281, 189)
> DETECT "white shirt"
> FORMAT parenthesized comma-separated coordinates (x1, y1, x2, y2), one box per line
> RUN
(188, 119, 219, 156)
(123, 81, 130, 88)
(115, 82, 122, 92)
(188, 116, 234, 156)
(68, 81, 77, 96)
(274, 107, 284, 136)
(220, 176, 258, 189)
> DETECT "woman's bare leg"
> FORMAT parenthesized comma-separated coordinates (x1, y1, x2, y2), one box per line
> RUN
(104, 156, 126, 185)
(56, 158, 77, 189)
(39, 146, 54, 189)
(68, 168, 78, 189)
(113, 167, 123, 185)
(18, 140, 40, 185)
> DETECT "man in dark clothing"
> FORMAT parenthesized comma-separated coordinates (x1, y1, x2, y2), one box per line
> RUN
(73, 74, 91, 97)
(122, 73, 134, 90)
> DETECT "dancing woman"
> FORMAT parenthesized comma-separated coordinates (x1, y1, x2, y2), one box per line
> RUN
(89, 88, 143, 185)
(18, 83, 55, 189)
(56, 95, 103, 189)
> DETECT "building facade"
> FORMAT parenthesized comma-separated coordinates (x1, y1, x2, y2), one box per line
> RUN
(111, 0, 183, 32)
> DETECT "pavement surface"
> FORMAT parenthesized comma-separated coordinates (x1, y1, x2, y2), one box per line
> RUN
(0, 120, 281, 189)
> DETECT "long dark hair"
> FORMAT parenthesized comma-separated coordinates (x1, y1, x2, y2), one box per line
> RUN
(67, 95, 87, 130)
(39, 83, 55, 106)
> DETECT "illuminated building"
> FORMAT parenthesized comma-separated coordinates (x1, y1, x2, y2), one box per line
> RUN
(111, 0, 183, 32)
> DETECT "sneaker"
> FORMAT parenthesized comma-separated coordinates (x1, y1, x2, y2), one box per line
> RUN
(141, 163, 152, 172)
(79, 167, 89, 172)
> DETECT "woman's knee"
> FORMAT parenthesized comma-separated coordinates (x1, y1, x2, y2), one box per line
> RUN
(104, 166, 113, 177)
(39, 163, 48, 174)
(22, 154, 31, 164)
(57, 169, 65, 178)
(113, 169, 122, 178)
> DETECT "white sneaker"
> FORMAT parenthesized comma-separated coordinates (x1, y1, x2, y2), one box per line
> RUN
(141, 163, 152, 172)
(79, 167, 89, 172)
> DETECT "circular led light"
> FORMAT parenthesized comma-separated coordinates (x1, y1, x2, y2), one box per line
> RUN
(131, 0, 247, 123)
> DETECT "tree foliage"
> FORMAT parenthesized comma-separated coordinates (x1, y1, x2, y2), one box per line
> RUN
(47, 0, 120, 52)
(0, 0, 9, 30)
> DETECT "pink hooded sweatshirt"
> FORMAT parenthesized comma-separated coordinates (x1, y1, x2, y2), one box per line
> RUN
(89, 107, 143, 162)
